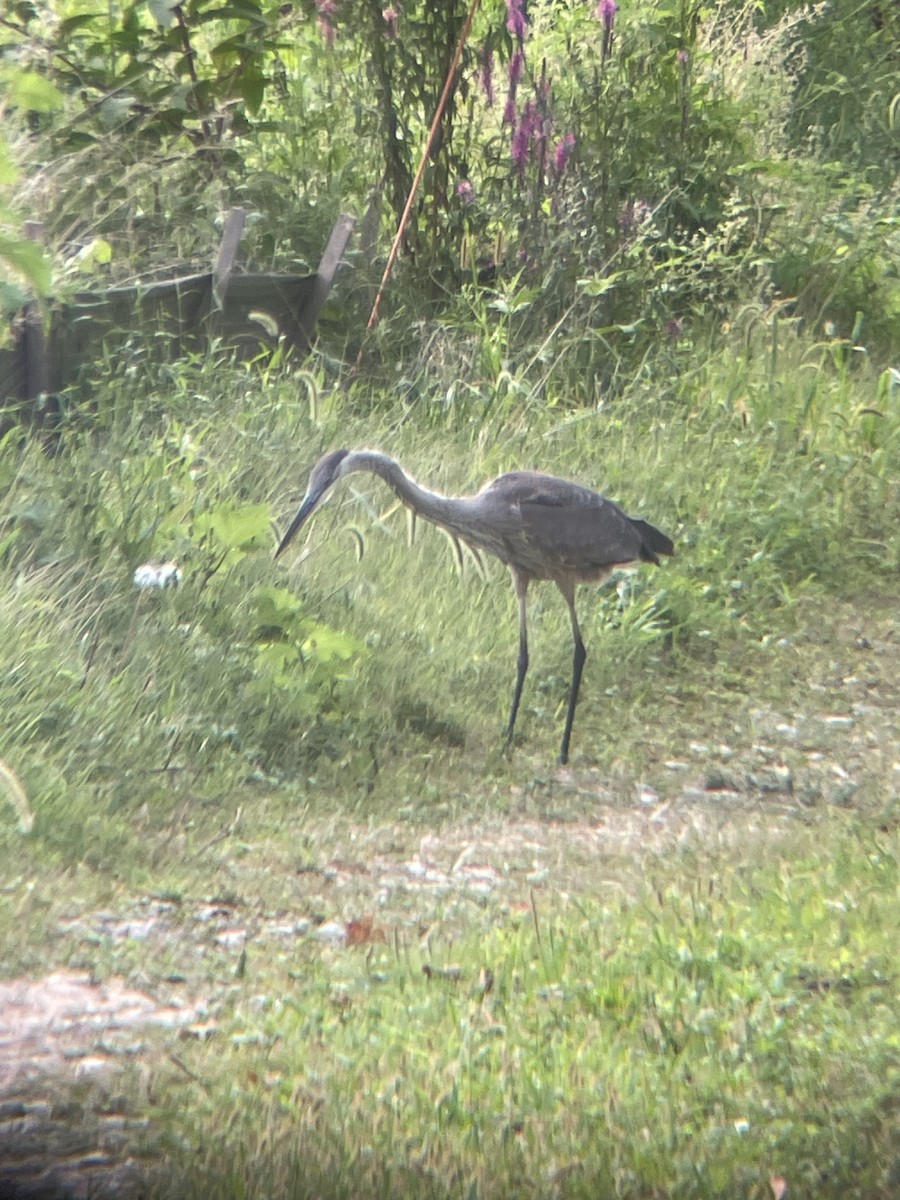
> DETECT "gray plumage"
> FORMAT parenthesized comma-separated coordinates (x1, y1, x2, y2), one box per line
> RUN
(276, 449, 674, 763)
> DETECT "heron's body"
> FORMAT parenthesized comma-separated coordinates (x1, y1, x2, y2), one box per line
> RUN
(276, 449, 674, 762)
(458, 470, 666, 582)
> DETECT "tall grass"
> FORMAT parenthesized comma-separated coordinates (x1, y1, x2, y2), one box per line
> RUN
(151, 818, 899, 1200)
(0, 315, 896, 858)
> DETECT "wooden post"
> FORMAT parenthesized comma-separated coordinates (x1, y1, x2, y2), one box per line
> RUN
(197, 206, 247, 343)
(299, 212, 355, 348)
(213, 207, 246, 308)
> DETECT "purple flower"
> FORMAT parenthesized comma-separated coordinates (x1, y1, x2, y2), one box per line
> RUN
(596, 0, 617, 28)
(521, 99, 542, 142)
(553, 131, 576, 174)
(510, 99, 548, 177)
(509, 48, 525, 88)
(503, 50, 525, 126)
(381, 6, 399, 39)
(506, 0, 527, 44)
(512, 119, 529, 176)
(665, 317, 684, 339)
(456, 178, 475, 204)
(316, 0, 336, 46)
(596, 0, 617, 61)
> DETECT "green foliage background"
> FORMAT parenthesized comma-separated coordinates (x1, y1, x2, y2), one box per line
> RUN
(0, 0, 897, 823)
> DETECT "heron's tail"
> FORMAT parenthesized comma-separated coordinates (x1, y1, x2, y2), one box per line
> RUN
(630, 518, 675, 564)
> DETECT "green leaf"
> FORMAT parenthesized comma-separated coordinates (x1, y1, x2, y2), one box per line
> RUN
(97, 96, 138, 129)
(208, 502, 271, 551)
(57, 14, 105, 37)
(73, 237, 113, 271)
(236, 68, 265, 115)
(254, 584, 304, 631)
(0, 142, 18, 186)
(576, 271, 625, 297)
(489, 288, 539, 315)
(0, 280, 31, 314)
(0, 234, 52, 294)
(6, 71, 65, 113)
(301, 623, 364, 663)
(206, 1, 265, 21)
(254, 640, 300, 678)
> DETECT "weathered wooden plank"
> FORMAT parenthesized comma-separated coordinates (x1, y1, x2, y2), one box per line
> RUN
(299, 212, 356, 346)
(51, 276, 211, 389)
(213, 207, 247, 307)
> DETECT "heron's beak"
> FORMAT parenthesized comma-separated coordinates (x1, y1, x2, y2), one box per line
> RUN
(274, 491, 321, 559)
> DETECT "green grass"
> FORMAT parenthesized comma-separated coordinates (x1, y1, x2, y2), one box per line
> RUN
(3, 782, 897, 1197)
(0, 320, 898, 1199)
(183, 832, 896, 1200)
(3, 322, 895, 823)
(3, 1, 899, 1189)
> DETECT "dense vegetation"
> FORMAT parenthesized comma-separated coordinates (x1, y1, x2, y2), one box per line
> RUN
(0, 2, 898, 1198)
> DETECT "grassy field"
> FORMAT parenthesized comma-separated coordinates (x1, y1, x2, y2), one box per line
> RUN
(0, 313, 898, 1198)
(2, 0, 899, 1191)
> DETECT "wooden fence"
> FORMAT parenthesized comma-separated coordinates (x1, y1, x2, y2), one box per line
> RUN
(1, 209, 355, 415)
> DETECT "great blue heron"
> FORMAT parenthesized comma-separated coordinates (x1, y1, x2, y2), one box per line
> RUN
(275, 449, 674, 763)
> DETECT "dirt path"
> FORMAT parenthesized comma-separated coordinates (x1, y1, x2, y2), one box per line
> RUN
(0, 972, 203, 1198)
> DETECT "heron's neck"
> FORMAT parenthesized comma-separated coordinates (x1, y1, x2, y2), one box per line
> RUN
(342, 451, 467, 534)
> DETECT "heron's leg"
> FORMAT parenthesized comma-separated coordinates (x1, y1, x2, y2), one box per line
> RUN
(558, 581, 586, 765)
(504, 572, 530, 752)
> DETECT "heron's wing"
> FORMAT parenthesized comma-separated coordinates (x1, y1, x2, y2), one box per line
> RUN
(480, 471, 596, 508)
(479, 472, 647, 576)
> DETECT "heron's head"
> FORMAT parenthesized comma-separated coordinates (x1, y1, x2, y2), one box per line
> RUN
(275, 448, 350, 559)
